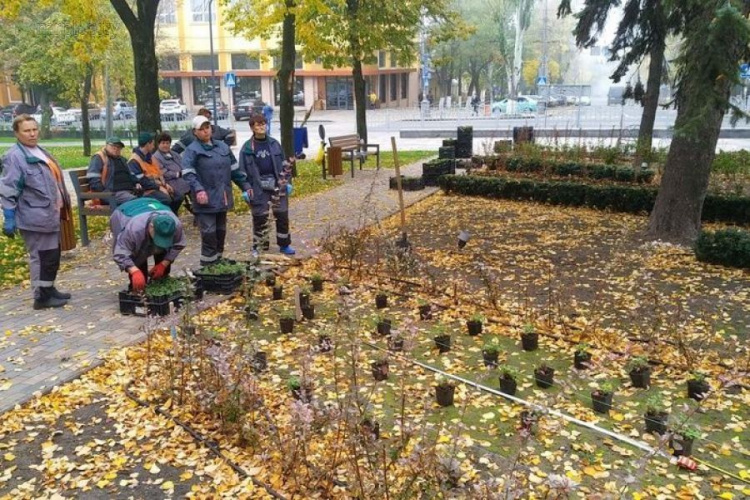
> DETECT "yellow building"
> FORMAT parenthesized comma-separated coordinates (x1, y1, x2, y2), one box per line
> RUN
(156, 0, 418, 112)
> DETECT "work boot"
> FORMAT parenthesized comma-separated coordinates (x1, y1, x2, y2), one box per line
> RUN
(279, 245, 296, 255)
(33, 287, 68, 310)
(50, 286, 71, 300)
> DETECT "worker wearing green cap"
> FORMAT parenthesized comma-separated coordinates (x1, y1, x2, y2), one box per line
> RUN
(111, 197, 186, 292)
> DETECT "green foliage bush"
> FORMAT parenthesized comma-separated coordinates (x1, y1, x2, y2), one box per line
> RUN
(694, 229, 750, 269)
(438, 175, 750, 225)
(500, 155, 655, 183)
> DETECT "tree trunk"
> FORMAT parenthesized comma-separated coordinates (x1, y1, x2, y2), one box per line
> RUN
(352, 58, 367, 143)
(279, 0, 296, 161)
(38, 88, 51, 140)
(81, 68, 93, 156)
(636, 39, 665, 161)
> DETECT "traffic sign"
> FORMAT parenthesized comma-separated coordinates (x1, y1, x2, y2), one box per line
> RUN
(225, 72, 236, 88)
(536, 76, 548, 86)
(740, 64, 750, 80)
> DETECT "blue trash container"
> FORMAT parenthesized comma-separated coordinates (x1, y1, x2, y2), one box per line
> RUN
(293, 127, 308, 158)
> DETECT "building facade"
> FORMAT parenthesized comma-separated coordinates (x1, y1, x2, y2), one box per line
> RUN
(156, 0, 419, 112)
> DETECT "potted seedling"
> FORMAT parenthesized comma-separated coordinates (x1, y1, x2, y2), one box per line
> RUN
(252, 351, 267, 372)
(481, 337, 501, 368)
(466, 313, 483, 336)
(310, 273, 324, 292)
(627, 355, 652, 388)
(534, 363, 555, 389)
(301, 303, 315, 320)
(265, 273, 276, 287)
(244, 299, 259, 321)
(591, 380, 616, 414)
(375, 316, 392, 336)
(360, 416, 380, 440)
(298, 288, 311, 309)
(670, 423, 700, 457)
(435, 374, 456, 407)
(318, 334, 333, 353)
(498, 365, 520, 395)
(371, 356, 390, 381)
(272, 284, 283, 300)
(418, 300, 433, 320)
(279, 311, 295, 334)
(643, 393, 669, 435)
(521, 323, 539, 351)
(388, 332, 404, 352)
(687, 372, 710, 401)
(433, 326, 451, 353)
(574, 342, 592, 369)
(287, 376, 313, 403)
(375, 291, 388, 309)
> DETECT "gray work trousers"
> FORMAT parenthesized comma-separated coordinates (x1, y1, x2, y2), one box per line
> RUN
(19, 229, 60, 299)
(195, 212, 227, 265)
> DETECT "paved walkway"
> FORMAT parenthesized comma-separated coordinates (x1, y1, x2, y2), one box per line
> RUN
(0, 160, 438, 414)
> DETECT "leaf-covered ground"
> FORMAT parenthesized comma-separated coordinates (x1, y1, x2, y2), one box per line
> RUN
(1, 194, 748, 499)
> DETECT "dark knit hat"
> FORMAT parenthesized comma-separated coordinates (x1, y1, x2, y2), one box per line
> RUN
(138, 131, 155, 147)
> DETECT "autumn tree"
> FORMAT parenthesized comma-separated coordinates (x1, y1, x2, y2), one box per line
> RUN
(110, 0, 161, 134)
(558, 0, 673, 159)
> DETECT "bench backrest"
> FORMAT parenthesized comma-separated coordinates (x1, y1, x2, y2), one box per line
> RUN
(69, 168, 92, 196)
(329, 134, 361, 150)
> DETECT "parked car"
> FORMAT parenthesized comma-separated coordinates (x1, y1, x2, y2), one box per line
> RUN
(159, 99, 187, 119)
(1, 105, 14, 122)
(112, 101, 135, 120)
(51, 106, 75, 125)
(491, 96, 538, 114)
(69, 103, 101, 121)
(203, 100, 228, 120)
(13, 103, 38, 118)
(234, 99, 265, 121)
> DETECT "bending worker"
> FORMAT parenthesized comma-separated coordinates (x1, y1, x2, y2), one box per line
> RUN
(182, 115, 253, 266)
(111, 197, 186, 292)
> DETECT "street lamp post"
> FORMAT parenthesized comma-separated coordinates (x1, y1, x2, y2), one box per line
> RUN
(420, 20, 431, 119)
(208, 0, 218, 127)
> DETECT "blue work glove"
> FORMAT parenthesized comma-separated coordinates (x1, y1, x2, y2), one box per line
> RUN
(2, 208, 16, 238)
(286, 183, 293, 196)
(241, 189, 253, 204)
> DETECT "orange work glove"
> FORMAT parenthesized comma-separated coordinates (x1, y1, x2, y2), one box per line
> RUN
(149, 261, 169, 280)
(129, 269, 146, 292)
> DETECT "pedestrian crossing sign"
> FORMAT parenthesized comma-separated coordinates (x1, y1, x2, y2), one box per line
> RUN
(536, 76, 547, 86)
(225, 72, 236, 88)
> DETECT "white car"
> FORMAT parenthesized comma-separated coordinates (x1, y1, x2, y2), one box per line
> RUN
(160, 99, 187, 119)
(51, 107, 75, 125)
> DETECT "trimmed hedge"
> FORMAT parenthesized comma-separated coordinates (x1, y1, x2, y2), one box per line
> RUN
(695, 229, 750, 269)
(438, 175, 750, 225)
(499, 155, 655, 183)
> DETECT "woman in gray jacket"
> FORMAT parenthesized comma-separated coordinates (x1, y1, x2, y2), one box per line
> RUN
(153, 132, 191, 214)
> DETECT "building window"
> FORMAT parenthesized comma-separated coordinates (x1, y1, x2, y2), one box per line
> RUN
(272, 55, 303, 70)
(401, 73, 408, 99)
(158, 55, 180, 71)
(192, 77, 220, 105)
(379, 76, 387, 103)
(159, 77, 182, 99)
(378, 51, 386, 68)
(191, 0, 215, 22)
(157, 0, 177, 24)
(390, 74, 397, 101)
(390, 52, 397, 68)
(233, 77, 262, 103)
(192, 54, 218, 71)
(231, 53, 260, 70)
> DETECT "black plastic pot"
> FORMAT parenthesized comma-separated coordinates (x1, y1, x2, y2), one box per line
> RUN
(482, 350, 499, 368)
(265, 275, 276, 287)
(376, 319, 392, 336)
(360, 418, 380, 440)
(467, 320, 483, 336)
(629, 367, 651, 388)
(244, 305, 259, 321)
(435, 384, 455, 407)
(574, 351, 591, 370)
(434, 335, 451, 353)
(299, 292, 311, 309)
(534, 367, 555, 389)
(279, 317, 294, 334)
(499, 375, 517, 395)
(388, 337, 404, 352)
(521, 332, 538, 351)
(644, 411, 669, 435)
(670, 435, 694, 457)
(272, 285, 283, 300)
(302, 304, 315, 320)
(371, 361, 389, 381)
(311, 278, 324, 292)
(291, 385, 313, 403)
(687, 379, 710, 401)
(318, 335, 333, 353)
(418, 304, 432, 320)
(591, 391, 613, 414)
(252, 351, 267, 372)
(375, 293, 388, 309)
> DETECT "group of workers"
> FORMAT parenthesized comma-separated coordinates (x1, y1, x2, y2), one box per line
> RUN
(0, 109, 295, 309)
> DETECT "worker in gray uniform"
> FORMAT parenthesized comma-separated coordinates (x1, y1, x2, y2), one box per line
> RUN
(111, 197, 186, 292)
(182, 115, 253, 266)
(0, 114, 72, 309)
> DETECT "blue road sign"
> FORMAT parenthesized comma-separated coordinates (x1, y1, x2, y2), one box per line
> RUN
(225, 72, 237, 88)
(536, 76, 547, 86)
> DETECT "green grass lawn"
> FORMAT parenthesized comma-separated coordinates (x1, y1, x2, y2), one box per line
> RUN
(0, 145, 92, 169)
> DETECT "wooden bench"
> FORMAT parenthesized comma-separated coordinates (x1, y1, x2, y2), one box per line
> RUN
(68, 168, 114, 246)
(327, 134, 380, 178)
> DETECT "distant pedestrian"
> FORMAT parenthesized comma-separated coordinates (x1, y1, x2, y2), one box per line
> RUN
(182, 115, 254, 266)
(0, 114, 72, 309)
(471, 94, 480, 116)
(369, 91, 377, 109)
(262, 103, 274, 135)
(171, 108, 235, 154)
